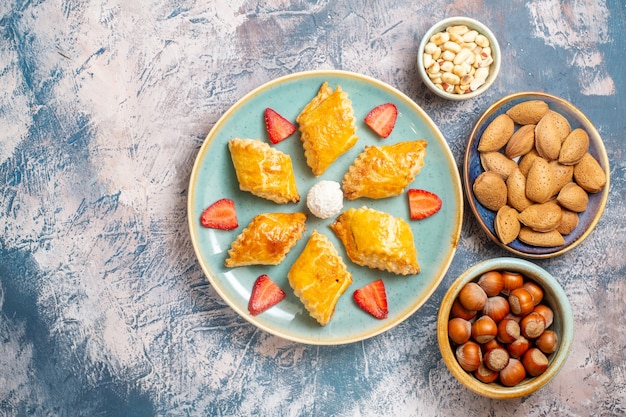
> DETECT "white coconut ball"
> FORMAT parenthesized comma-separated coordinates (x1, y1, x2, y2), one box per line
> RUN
(306, 180, 344, 219)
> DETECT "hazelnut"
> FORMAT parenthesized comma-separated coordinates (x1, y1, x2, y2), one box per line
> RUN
(497, 318, 521, 344)
(451, 298, 477, 321)
(459, 282, 488, 311)
(508, 287, 535, 316)
(474, 363, 499, 383)
(499, 358, 527, 387)
(535, 330, 559, 354)
(522, 281, 544, 305)
(520, 311, 546, 339)
(533, 304, 554, 328)
(448, 317, 472, 345)
(471, 316, 498, 344)
(521, 348, 549, 377)
(484, 347, 510, 372)
(456, 341, 482, 372)
(482, 296, 510, 323)
(501, 271, 524, 293)
(507, 336, 530, 359)
(477, 271, 505, 296)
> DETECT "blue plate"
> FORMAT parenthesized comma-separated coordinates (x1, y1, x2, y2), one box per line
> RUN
(464, 92, 610, 258)
(187, 70, 463, 345)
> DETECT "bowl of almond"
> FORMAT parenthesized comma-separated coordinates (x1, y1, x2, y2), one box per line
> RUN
(463, 92, 610, 258)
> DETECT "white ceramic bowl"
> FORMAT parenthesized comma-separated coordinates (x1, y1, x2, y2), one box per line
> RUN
(417, 17, 501, 100)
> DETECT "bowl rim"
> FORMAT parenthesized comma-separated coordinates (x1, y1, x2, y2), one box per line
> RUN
(417, 16, 501, 101)
(437, 257, 574, 399)
(463, 91, 611, 259)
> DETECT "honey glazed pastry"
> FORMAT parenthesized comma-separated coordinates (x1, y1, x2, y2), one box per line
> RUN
(287, 230, 353, 326)
(228, 138, 300, 204)
(342, 140, 427, 200)
(296, 82, 358, 176)
(225, 212, 307, 267)
(330, 206, 420, 275)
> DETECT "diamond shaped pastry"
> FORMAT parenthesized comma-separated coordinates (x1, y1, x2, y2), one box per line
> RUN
(342, 140, 427, 200)
(330, 206, 419, 275)
(225, 212, 307, 267)
(287, 230, 352, 326)
(296, 82, 358, 176)
(228, 138, 300, 204)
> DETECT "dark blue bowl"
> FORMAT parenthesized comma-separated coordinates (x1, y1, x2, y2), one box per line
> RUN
(463, 92, 610, 258)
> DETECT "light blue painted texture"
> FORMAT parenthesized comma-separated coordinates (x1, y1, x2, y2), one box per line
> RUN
(1, 1, 625, 416)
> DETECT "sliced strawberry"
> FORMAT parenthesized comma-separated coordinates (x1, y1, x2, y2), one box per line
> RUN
(364, 103, 398, 138)
(248, 274, 286, 316)
(200, 198, 238, 230)
(264, 108, 296, 144)
(408, 189, 442, 220)
(353, 279, 388, 319)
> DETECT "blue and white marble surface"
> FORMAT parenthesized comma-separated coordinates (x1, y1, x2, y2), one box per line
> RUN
(1, 1, 625, 416)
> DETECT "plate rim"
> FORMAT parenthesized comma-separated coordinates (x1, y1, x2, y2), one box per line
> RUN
(187, 69, 464, 345)
(463, 91, 611, 259)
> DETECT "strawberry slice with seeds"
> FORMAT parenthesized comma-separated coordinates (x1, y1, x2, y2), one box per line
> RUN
(248, 274, 286, 316)
(364, 103, 398, 138)
(408, 189, 442, 220)
(353, 279, 388, 319)
(200, 198, 238, 230)
(264, 108, 296, 144)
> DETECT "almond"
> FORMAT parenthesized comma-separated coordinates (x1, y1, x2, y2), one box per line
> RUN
(478, 114, 515, 152)
(573, 152, 607, 193)
(495, 205, 521, 245)
(547, 110, 572, 142)
(557, 209, 579, 235)
(518, 149, 541, 177)
(480, 151, 518, 180)
(557, 182, 589, 212)
(518, 227, 565, 247)
(549, 161, 574, 197)
(525, 158, 554, 203)
(506, 168, 533, 212)
(535, 111, 566, 161)
(505, 100, 549, 125)
(505, 124, 536, 159)
(473, 171, 508, 211)
(559, 128, 589, 165)
(518, 201, 563, 232)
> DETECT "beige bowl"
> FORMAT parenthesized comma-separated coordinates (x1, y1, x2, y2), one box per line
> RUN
(417, 16, 501, 100)
(437, 257, 574, 399)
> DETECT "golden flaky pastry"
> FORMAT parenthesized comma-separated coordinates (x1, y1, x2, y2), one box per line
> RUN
(287, 230, 352, 326)
(342, 140, 428, 200)
(296, 82, 358, 176)
(330, 206, 419, 275)
(228, 138, 299, 204)
(225, 212, 307, 267)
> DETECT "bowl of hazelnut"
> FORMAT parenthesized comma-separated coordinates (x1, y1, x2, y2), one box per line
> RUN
(417, 16, 501, 100)
(437, 257, 573, 399)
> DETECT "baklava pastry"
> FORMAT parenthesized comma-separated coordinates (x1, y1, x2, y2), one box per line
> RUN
(287, 230, 352, 326)
(225, 212, 307, 267)
(330, 206, 419, 275)
(296, 82, 358, 176)
(342, 140, 428, 200)
(228, 138, 299, 204)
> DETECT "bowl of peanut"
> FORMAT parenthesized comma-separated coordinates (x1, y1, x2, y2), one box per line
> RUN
(437, 257, 574, 399)
(417, 17, 501, 100)
(464, 92, 610, 258)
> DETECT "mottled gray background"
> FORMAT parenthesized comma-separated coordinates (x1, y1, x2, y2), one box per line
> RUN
(1, 0, 624, 416)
